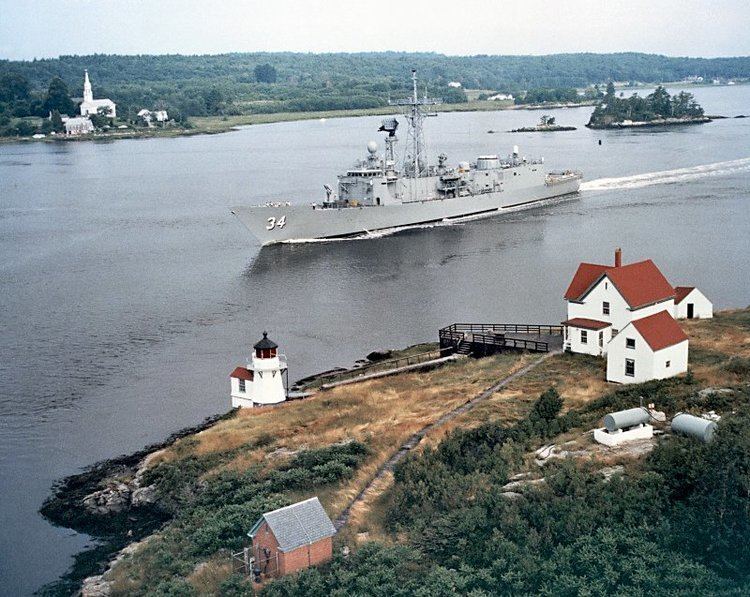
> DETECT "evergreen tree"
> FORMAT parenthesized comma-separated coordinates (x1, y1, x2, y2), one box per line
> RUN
(42, 77, 75, 116)
(254, 63, 277, 84)
(50, 110, 64, 132)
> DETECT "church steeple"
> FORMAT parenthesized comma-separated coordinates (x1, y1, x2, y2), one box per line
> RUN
(83, 70, 93, 103)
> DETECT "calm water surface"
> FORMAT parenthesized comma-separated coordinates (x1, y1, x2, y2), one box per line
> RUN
(1, 85, 749, 594)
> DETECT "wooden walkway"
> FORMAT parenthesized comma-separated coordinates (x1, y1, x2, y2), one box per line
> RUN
(440, 323, 564, 356)
(333, 350, 560, 530)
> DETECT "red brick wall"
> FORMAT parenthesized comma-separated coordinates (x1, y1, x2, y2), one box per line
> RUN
(252, 521, 281, 576)
(254, 520, 334, 577)
(279, 537, 333, 575)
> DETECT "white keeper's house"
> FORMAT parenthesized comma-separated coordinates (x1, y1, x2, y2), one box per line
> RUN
(230, 332, 288, 408)
(562, 249, 709, 384)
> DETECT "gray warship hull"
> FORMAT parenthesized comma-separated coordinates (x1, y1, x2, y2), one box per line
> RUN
(232, 175, 580, 246)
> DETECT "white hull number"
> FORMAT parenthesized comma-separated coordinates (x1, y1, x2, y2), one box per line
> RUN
(266, 215, 287, 230)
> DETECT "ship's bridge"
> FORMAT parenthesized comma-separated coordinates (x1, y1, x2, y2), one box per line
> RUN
(343, 169, 383, 177)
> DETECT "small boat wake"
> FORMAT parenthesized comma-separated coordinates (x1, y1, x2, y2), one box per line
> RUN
(581, 157, 750, 191)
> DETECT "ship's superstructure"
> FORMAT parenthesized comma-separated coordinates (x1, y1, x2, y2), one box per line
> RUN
(232, 71, 582, 245)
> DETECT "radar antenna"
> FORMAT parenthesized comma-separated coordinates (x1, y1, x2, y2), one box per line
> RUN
(378, 118, 399, 165)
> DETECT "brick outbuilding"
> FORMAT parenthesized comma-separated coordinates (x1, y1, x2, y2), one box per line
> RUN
(248, 497, 336, 578)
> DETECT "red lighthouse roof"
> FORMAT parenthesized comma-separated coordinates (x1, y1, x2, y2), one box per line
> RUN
(230, 367, 253, 381)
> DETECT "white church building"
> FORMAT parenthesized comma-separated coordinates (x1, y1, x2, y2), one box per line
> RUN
(562, 249, 710, 384)
(79, 70, 116, 118)
(230, 332, 288, 408)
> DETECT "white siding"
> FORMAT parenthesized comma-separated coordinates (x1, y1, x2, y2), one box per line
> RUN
(567, 275, 675, 346)
(251, 355, 287, 405)
(565, 324, 610, 356)
(607, 327, 688, 384)
(567, 277, 629, 331)
(231, 376, 256, 408)
(652, 341, 689, 379)
(675, 288, 713, 319)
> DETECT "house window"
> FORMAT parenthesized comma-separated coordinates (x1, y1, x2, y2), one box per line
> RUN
(626, 338, 636, 349)
(580, 330, 588, 344)
(611, 328, 619, 337)
(605, 282, 608, 289)
(603, 301, 610, 315)
(239, 379, 246, 392)
(666, 360, 671, 368)
(598, 331, 604, 347)
(625, 359, 635, 377)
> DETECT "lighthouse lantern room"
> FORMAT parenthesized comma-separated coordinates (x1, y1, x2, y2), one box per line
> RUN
(231, 332, 288, 408)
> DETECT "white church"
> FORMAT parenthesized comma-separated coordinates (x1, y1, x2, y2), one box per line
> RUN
(79, 70, 116, 118)
(230, 332, 288, 408)
(562, 249, 712, 384)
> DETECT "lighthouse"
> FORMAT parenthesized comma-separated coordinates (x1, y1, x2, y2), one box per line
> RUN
(230, 332, 288, 408)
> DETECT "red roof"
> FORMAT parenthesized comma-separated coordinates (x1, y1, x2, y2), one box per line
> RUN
(562, 318, 611, 330)
(563, 263, 609, 301)
(230, 367, 253, 381)
(564, 259, 674, 309)
(674, 286, 695, 304)
(630, 310, 688, 351)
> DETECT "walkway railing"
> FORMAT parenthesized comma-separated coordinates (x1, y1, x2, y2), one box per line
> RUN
(439, 323, 564, 355)
(328, 347, 453, 385)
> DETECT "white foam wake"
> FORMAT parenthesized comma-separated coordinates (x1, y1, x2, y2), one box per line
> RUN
(581, 157, 750, 191)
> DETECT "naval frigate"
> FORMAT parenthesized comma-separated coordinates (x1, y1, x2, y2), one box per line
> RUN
(232, 70, 582, 246)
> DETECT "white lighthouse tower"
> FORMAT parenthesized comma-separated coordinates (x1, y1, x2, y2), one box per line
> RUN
(230, 332, 288, 408)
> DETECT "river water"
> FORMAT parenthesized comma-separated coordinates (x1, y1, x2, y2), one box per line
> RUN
(1, 85, 749, 594)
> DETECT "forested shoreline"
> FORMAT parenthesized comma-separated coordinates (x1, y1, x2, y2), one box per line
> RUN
(2, 51, 748, 129)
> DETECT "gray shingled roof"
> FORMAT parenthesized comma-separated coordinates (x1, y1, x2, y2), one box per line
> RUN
(248, 497, 336, 553)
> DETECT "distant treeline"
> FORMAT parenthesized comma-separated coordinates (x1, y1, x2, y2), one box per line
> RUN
(1, 51, 748, 122)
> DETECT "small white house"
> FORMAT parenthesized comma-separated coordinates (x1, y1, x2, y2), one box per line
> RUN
(230, 332, 288, 408)
(488, 93, 514, 101)
(674, 286, 713, 320)
(606, 310, 688, 384)
(137, 109, 169, 126)
(448, 81, 462, 88)
(64, 117, 94, 135)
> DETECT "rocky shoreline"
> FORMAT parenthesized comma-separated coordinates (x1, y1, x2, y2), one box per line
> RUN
(38, 411, 233, 595)
(506, 125, 577, 133)
(586, 115, 712, 129)
(39, 344, 429, 595)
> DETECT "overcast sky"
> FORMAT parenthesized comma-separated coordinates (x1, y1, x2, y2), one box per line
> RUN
(1, 0, 749, 60)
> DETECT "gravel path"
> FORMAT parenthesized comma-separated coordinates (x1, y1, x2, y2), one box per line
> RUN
(333, 350, 561, 529)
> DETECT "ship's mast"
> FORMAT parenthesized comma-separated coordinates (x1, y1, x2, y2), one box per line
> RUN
(390, 70, 441, 199)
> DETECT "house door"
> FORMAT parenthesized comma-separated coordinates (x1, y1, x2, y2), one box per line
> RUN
(687, 303, 694, 319)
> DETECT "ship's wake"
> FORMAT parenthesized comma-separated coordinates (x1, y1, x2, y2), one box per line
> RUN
(581, 157, 750, 191)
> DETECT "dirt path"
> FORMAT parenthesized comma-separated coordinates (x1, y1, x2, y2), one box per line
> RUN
(333, 350, 560, 529)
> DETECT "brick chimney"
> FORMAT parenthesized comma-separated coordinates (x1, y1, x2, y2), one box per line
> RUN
(615, 248, 622, 268)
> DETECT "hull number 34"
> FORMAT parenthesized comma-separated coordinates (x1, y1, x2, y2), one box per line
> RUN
(266, 215, 287, 230)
